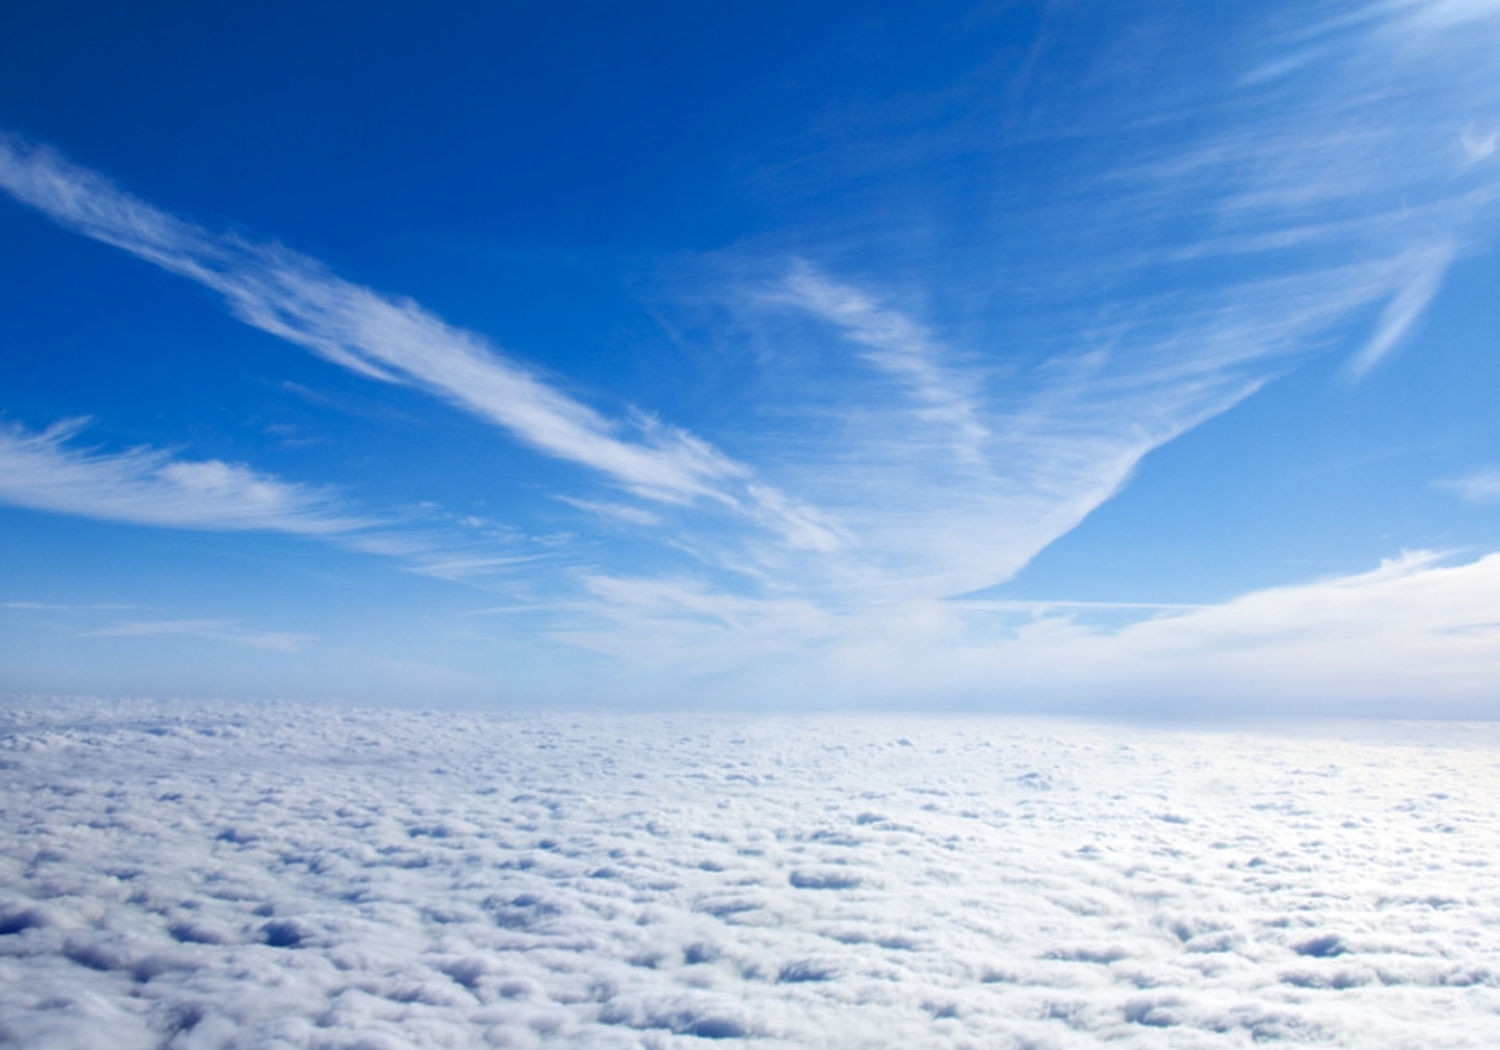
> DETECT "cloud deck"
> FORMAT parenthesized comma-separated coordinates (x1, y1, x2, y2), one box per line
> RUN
(2, 700, 1497, 1048)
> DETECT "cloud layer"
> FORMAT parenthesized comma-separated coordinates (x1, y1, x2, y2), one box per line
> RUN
(3, 700, 1498, 1048)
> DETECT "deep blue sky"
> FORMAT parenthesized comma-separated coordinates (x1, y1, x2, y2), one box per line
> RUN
(3, 1, 1499, 712)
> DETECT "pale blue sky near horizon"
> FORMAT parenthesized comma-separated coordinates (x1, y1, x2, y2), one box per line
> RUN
(3, 0, 1500, 713)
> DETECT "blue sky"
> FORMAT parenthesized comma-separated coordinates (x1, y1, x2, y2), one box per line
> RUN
(3, 0, 1499, 713)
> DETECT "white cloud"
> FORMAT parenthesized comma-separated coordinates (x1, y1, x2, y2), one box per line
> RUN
(554, 495, 661, 528)
(0, 417, 563, 587)
(0, 134, 1287, 616)
(735, 263, 1280, 602)
(572, 0, 1500, 669)
(1384, 0, 1500, 32)
(772, 261, 990, 462)
(558, 550, 1500, 713)
(398, 553, 550, 582)
(554, 572, 840, 674)
(0, 417, 364, 534)
(825, 551, 1500, 712)
(1346, 244, 1454, 378)
(1459, 123, 1499, 164)
(742, 482, 847, 554)
(1436, 466, 1500, 503)
(2, 700, 1497, 1048)
(952, 598, 1208, 613)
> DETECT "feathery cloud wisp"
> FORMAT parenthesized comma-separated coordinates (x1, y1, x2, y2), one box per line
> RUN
(0, 417, 560, 586)
(1436, 466, 1500, 503)
(0, 417, 364, 534)
(1346, 244, 1454, 378)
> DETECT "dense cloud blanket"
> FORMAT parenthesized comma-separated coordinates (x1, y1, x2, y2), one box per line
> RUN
(2, 701, 1498, 1048)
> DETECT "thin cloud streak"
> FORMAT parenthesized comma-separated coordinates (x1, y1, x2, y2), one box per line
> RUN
(553, 573, 840, 675)
(0, 417, 364, 534)
(2, 600, 136, 611)
(1436, 466, 1500, 503)
(771, 261, 990, 463)
(0, 416, 551, 585)
(949, 599, 1210, 613)
(86, 618, 311, 653)
(610, 551, 1500, 711)
(554, 496, 662, 528)
(1346, 243, 1454, 377)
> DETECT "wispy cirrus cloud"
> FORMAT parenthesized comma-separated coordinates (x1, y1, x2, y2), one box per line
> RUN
(554, 496, 661, 528)
(1436, 466, 1500, 503)
(0, 416, 554, 585)
(770, 261, 989, 463)
(1345, 244, 1454, 378)
(553, 572, 841, 675)
(728, 263, 1275, 601)
(0, 417, 364, 534)
(1109, 7, 1500, 378)
(0, 136, 833, 554)
(548, 0, 1500, 688)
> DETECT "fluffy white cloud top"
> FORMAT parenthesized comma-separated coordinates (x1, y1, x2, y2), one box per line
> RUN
(2, 700, 1497, 1048)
